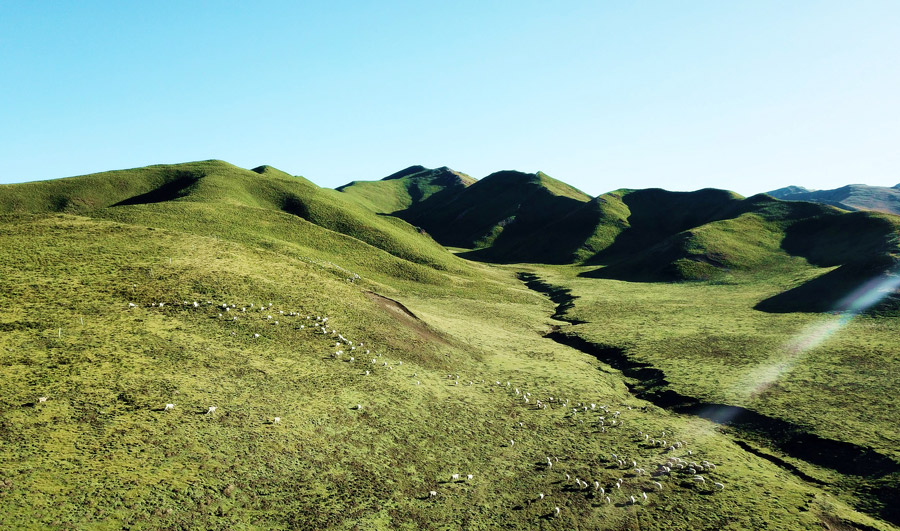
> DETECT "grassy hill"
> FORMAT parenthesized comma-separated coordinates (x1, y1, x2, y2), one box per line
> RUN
(400, 170, 592, 249)
(1, 162, 899, 529)
(0, 160, 466, 280)
(336, 165, 474, 214)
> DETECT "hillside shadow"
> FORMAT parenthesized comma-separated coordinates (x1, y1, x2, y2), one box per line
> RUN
(113, 171, 203, 206)
(756, 212, 900, 314)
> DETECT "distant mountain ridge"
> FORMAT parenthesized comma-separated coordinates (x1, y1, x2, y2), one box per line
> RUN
(766, 183, 900, 216)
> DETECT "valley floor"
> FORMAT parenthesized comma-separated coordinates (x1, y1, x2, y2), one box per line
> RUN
(0, 213, 897, 530)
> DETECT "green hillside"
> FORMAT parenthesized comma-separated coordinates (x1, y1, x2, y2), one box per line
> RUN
(1, 162, 899, 529)
(403, 170, 592, 249)
(0, 160, 466, 279)
(336, 165, 474, 214)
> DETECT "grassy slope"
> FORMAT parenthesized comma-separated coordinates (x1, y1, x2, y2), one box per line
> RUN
(0, 160, 464, 276)
(336, 166, 475, 215)
(409, 170, 592, 250)
(0, 213, 885, 530)
(533, 264, 900, 525)
(0, 164, 897, 529)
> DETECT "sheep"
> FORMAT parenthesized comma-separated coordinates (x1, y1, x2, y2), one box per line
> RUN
(467, 474, 473, 480)
(539, 493, 545, 500)
(429, 490, 437, 497)
(605, 496, 612, 504)
(630, 495, 636, 505)
(653, 481, 663, 490)
(355, 404, 362, 410)
(642, 491, 648, 501)
(452, 473, 460, 481)
(554, 507, 560, 516)
(273, 417, 281, 424)
(37, 396, 48, 403)
(713, 482, 725, 490)
(206, 406, 217, 415)
(164, 403, 174, 411)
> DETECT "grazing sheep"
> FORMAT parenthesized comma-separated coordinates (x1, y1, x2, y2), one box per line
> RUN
(37, 396, 48, 403)
(713, 482, 725, 490)
(452, 474, 460, 481)
(164, 403, 174, 411)
(429, 490, 437, 497)
(467, 474, 473, 480)
(273, 417, 281, 424)
(206, 406, 217, 415)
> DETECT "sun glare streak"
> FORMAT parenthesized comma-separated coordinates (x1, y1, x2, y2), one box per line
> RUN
(726, 268, 899, 414)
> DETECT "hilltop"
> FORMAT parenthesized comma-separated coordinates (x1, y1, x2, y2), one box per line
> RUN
(336, 165, 475, 214)
(339, 168, 593, 250)
(0, 160, 467, 283)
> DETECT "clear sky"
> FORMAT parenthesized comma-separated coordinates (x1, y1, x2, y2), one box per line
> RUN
(2, 1, 898, 196)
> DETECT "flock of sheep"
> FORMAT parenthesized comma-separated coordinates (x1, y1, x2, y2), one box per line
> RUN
(109, 296, 729, 519)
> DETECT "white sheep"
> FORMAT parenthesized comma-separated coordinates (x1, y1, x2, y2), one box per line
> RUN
(207, 406, 217, 415)
(273, 417, 281, 424)
(164, 403, 174, 411)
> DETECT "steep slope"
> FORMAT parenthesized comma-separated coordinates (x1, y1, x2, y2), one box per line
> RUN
(336, 165, 474, 214)
(0, 160, 465, 277)
(770, 184, 900, 216)
(402, 170, 592, 250)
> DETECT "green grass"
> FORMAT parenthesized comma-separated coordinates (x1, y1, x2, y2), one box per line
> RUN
(336, 165, 474, 214)
(0, 162, 898, 530)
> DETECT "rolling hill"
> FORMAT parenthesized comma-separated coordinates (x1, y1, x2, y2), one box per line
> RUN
(1, 161, 899, 529)
(337, 167, 900, 314)
(340, 168, 594, 250)
(336, 165, 475, 214)
(0, 160, 468, 283)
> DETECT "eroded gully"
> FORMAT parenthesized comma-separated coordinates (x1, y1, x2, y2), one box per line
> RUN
(517, 272, 900, 526)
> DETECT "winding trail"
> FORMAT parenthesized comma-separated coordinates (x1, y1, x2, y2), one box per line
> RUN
(518, 272, 900, 526)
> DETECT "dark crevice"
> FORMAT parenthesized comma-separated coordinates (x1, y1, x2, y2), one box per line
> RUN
(520, 272, 900, 526)
(516, 272, 586, 324)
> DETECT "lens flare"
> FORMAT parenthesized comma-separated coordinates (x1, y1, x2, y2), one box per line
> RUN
(732, 267, 899, 406)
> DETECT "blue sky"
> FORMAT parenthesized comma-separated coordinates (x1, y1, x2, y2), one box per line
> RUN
(1, 1, 898, 196)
